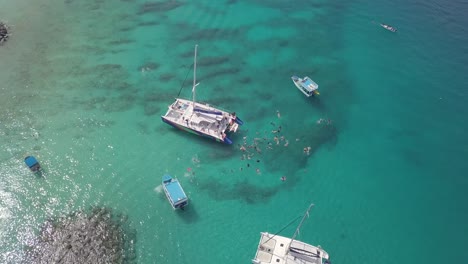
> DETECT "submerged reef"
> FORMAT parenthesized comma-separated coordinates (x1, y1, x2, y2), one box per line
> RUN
(0, 21, 10, 44)
(24, 207, 136, 264)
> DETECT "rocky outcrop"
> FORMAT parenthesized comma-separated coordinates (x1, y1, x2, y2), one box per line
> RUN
(0, 22, 10, 44)
(23, 207, 137, 264)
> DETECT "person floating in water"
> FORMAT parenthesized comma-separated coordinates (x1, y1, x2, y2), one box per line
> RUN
(303, 146, 311, 155)
(281, 176, 287, 181)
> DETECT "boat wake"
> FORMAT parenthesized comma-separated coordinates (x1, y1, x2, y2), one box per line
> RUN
(154, 185, 163, 193)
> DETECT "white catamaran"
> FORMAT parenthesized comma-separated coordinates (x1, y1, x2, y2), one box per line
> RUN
(252, 204, 331, 264)
(161, 45, 243, 144)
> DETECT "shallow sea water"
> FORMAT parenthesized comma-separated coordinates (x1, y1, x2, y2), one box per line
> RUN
(1, 0, 467, 263)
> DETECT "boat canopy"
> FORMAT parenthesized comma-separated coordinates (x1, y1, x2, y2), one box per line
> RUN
(163, 176, 187, 204)
(24, 156, 41, 172)
(193, 107, 223, 116)
(162, 174, 172, 183)
(301, 77, 319, 91)
(25, 156, 39, 168)
(167, 184, 186, 201)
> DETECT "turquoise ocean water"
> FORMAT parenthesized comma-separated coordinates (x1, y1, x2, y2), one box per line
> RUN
(1, 0, 467, 263)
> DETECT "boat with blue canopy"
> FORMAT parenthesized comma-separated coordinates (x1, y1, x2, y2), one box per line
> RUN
(291, 76, 320, 97)
(162, 174, 188, 210)
(24, 156, 41, 172)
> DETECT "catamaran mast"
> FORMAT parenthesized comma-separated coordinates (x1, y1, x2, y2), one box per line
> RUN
(192, 44, 198, 108)
(289, 203, 315, 249)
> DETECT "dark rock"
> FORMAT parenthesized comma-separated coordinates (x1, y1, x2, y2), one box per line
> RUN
(0, 21, 10, 44)
(23, 207, 137, 264)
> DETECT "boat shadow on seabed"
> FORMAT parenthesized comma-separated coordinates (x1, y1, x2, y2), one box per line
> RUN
(175, 201, 200, 224)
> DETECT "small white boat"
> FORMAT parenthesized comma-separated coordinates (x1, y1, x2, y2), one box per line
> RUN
(162, 174, 188, 210)
(252, 204, 331, 264)
(380, 23, 397, 32)
(291, 76, 320, 97)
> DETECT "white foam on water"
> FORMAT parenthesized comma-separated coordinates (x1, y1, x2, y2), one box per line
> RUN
(154, 185, 163, 193)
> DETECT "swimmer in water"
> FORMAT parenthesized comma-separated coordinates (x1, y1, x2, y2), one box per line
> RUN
(281, 176, 286, 181)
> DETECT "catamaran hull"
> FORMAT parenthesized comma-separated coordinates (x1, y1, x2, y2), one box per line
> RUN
(161, 117, 233, 144)
(235, 117, 244, 125)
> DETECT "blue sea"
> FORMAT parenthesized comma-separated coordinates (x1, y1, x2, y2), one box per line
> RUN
(1, 0, 467, 263)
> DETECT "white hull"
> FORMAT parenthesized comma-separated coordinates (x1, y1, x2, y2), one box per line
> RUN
(252, 204, 330, 264)
(253, 232, 330, 264)
(293, 81, 313, 97)
(291, 76, 319, 97)
(162, 98, 238, 143)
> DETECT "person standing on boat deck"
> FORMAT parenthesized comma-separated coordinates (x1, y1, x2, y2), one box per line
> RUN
(230, 112, 237, 125)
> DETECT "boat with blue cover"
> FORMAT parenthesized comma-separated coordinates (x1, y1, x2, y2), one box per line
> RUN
(24, 156, 41, 172)
(291, 76, 320, 97)
(162, 174, 188, 210)
(161, 45, 243, 145)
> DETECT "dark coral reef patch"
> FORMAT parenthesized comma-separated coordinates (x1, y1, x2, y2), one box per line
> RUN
(24, 207, 136, 264)
(0, 21, 10, 45)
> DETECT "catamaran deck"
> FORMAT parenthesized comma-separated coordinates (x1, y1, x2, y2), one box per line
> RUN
(161, 45, 241, 144)
(253, 232, 329, 264)
(163, 98, 238, 140)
